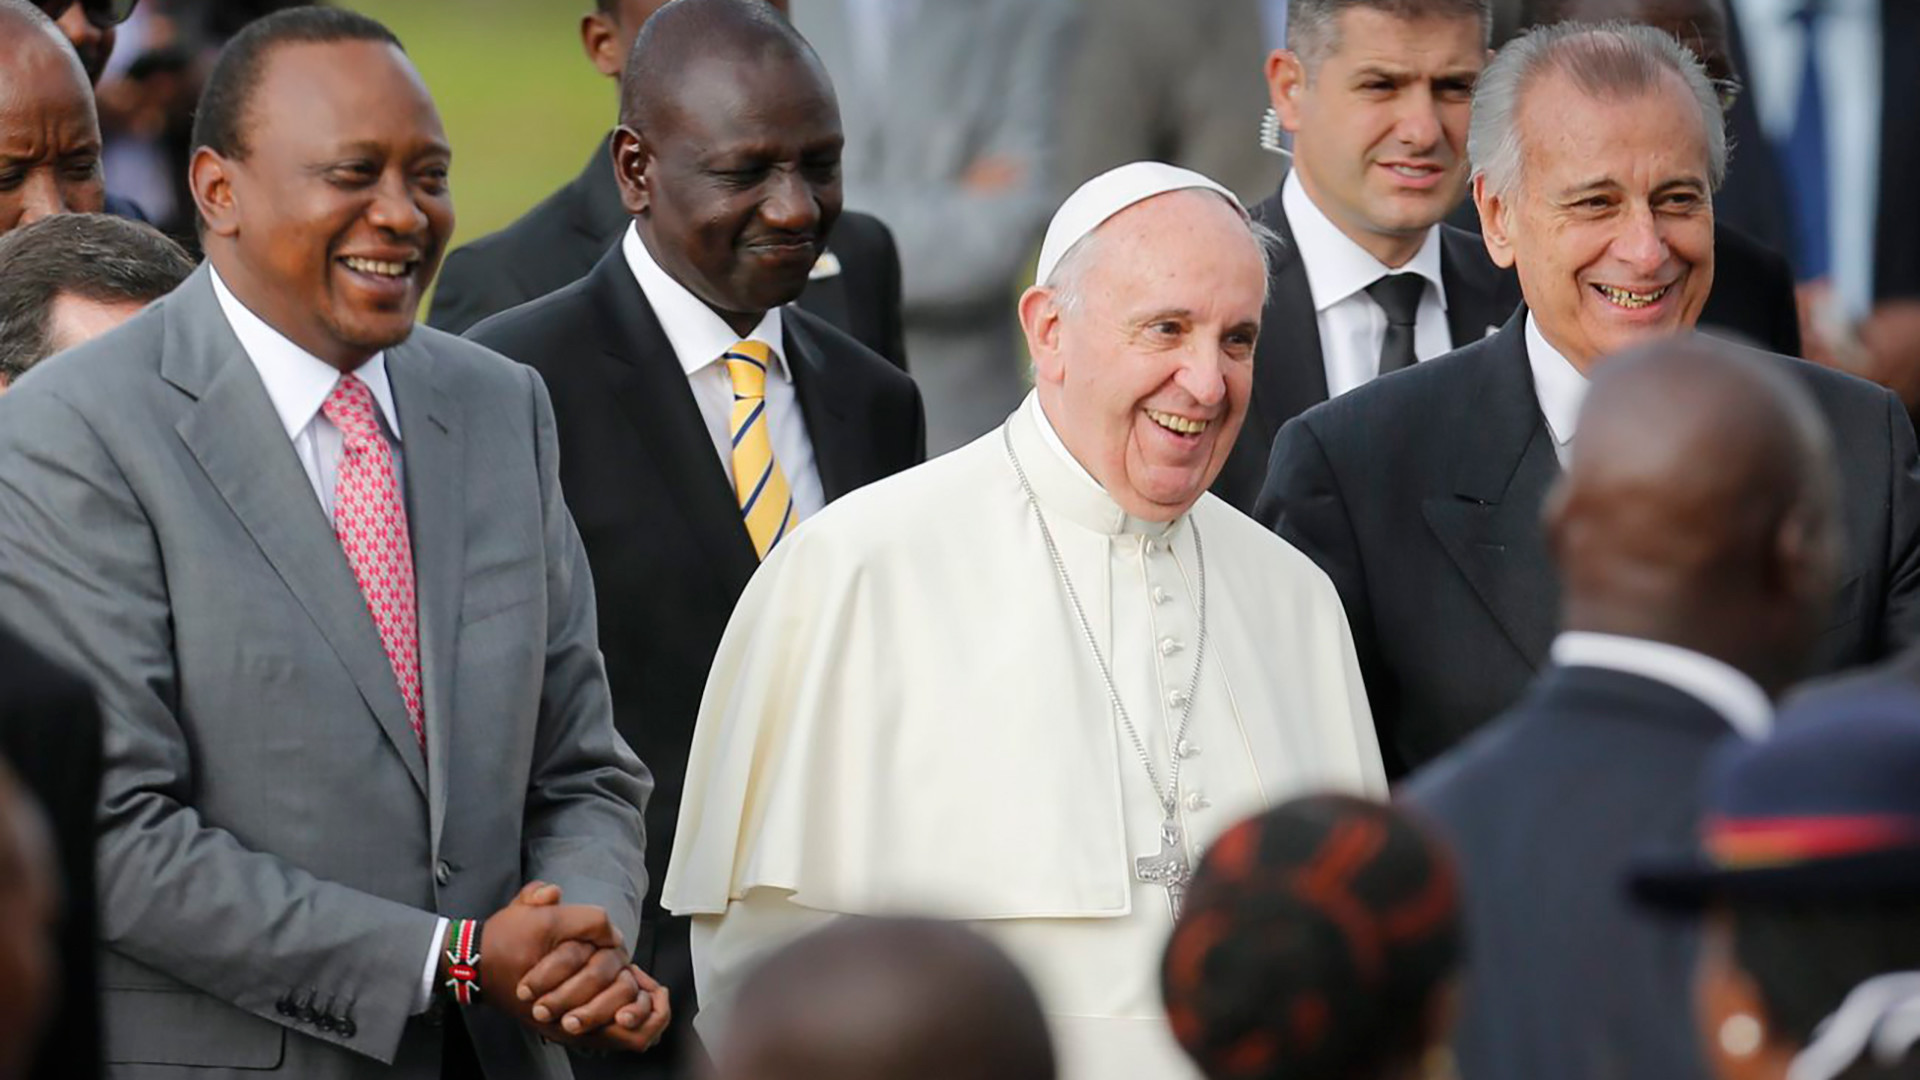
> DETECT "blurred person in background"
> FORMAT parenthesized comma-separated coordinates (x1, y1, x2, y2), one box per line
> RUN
(1256, 23, 1920, 778)
(795, 0, 1075, 452)
(1161, 793, 1463, 1080)
(0, 626, 102, 1080)
(0, 0, 106, 233)
(0, 213, 193, 390)
(1716, 0, 1920, 407)
(709, 918, 1056, 1080)
(27, 0, 132, 83)
(1632, 688, 1920, 1080)
(468, 0, 924, 1073)
(1209, 0, 1522, 514)
(1057, 0, 1274, 204)
(1503, 0, 1801, 357)
(0, 760, 59, 1080)
(1407, 339, 1842, 1080)
(430, 0, 909, 372)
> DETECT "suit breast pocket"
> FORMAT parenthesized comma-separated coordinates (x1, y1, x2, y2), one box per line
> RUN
(461, 555, 542, 626)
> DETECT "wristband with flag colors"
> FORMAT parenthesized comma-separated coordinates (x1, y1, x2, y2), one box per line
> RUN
(443, 918, 483, 1006)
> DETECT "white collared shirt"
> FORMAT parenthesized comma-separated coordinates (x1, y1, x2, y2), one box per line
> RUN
(208, 266, 447, 1015)
(1729, 0, 1880, 315)
(1551, 631, 1774, 740)
(210, 268, 404, 522)
(1525, 314, 1587, 466)
(622, 224, 826, 525)
(1282, 171, 1451, 398)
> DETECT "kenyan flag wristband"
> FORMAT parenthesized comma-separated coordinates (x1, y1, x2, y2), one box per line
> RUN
(444, 918, 483, 1006)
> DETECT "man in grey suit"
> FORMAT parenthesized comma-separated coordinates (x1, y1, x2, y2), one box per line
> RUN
(794, 0, 1075, 453)
(0, 10, 663, 1077)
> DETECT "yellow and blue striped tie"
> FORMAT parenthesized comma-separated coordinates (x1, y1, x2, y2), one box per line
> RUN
(725, 341, 795, 559)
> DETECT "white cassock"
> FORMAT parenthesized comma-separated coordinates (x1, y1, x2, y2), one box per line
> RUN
(664, 394, 1386, 1079)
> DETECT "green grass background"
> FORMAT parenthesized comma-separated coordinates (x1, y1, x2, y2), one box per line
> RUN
(346, 1, 616, 257)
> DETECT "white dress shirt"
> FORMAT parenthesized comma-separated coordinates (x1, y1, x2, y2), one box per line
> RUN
(1282, 171, 1451, 398)
(1525, 314, 1588, 466)
(209, 266, 447, 1015)
(1551, 631, 1774, 740)
(1730, 0, 1881, 315)
(622, 224, 826, 525)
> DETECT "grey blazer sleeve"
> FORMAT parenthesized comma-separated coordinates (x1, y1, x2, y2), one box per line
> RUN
(0, 392, 439, 1065)
(515, 367, 651, 950)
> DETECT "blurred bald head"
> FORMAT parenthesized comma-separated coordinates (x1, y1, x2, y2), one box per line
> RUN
(1545, 337, 1841, 692)
(584, 0, 791, 81)
(0, 0, 103, 234)
(712, 918, 1056, 1080)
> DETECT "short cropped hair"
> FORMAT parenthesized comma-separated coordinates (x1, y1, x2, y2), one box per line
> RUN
(1469, 21, 1726, 200)
(1287, 0, 1493, 73)
(0, 214, 194, 382)
(190, 6, 403, 161)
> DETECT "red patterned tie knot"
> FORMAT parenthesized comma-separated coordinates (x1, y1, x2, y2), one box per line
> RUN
(322, 374, 384, 447)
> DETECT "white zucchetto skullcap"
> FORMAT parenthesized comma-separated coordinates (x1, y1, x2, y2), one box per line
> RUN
(1033, 161, 1246, 285)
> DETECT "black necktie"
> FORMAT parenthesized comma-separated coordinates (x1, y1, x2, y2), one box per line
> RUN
(1366, 273, 1427, 375)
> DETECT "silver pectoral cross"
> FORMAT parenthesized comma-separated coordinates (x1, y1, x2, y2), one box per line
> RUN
(1134, 817, 1192, 920)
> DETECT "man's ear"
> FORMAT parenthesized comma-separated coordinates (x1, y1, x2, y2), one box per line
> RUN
(1475, 174, 1517, 270)
(612, 125, 650, 217)
(1267, 50, 1309, 132)
(1019, 285, 1068, 386)
(189, 147, 240, 239)
(581, 13, 624, 80)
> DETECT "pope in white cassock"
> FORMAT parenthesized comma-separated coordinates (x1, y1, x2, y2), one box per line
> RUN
(663, 162, 1387, 1078)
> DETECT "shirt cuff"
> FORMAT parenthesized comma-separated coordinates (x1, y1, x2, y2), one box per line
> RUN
(414, 917, 449, 1015)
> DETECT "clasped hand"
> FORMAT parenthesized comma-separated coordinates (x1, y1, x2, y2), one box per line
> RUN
(468, 881, 671, 1052)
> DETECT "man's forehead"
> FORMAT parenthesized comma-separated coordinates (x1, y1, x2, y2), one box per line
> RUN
(1322, 6, 1486, 65)
(247, 40, 443, 146)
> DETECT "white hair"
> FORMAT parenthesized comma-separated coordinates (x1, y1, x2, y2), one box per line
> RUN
(1469, 21, 1728, 203)
(1043, 195, 1282, 315)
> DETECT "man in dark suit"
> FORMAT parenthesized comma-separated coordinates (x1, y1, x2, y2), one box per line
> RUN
(468, 2, 923, 1075)
(0, 11, 662, 1074)
(0, 624, 102, 1080)
(1257, 22, 1920, 776)
(1213, 0, 1522, 514)
(428, 0, 907, 372)
(1405, 337, 1842, 1080)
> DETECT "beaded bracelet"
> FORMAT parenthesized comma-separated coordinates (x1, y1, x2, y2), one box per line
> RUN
(444, 918, 483, 1006)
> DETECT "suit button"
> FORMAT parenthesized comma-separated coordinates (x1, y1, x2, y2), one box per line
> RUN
(275, 997, 294, 1017)
(340, 1018, 357, 1039)
(435, 860, 452, 886)
(316, 1015, 337, 1033)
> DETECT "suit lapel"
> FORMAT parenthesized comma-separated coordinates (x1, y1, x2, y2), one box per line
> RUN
(1419, 312, 1562, 669)
(165, 269, 428, 797)
(1251, 194, 1331, 438)
(387, 340, 464, 847)
(586, 250, 761, 596)
(785, 313, 859, 501)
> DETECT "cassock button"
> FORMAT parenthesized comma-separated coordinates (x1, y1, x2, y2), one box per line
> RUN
(1159, 637, 1182, 657)
(434, 860, 452, 886)
(1185, 792, 1210, 812)
(1168, 689, 1189, 709)
(1177, 739, 1198, 758)
(1150, 586, 1168, 605)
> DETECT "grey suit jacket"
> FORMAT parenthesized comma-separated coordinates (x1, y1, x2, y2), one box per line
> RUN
(1058, 0, 1275, 204)
(0, 267, 651, 1078)
(796, 0, 1075, 452)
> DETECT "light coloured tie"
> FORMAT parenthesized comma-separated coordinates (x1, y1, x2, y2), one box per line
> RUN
(322, 374, 425, 750)
(725, 341, 795, 559)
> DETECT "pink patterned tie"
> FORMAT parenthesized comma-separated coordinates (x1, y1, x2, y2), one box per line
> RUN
(322, 374, 425, 750)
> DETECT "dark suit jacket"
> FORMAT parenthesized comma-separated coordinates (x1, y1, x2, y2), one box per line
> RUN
(1719, 2, 1920, 302)
(1211, 188, 1523, 513)
(1404, 664, 1726, 1080)
(429, 137, 911, 368)
(1255, 312, 1920, 775)
(467, 248, 924, 1069)
(0, 623, 102, 1080)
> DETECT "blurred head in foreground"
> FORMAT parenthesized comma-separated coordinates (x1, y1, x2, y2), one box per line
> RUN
(710, 916, 1056, 1080)
(1163, 793, 1463, 1080)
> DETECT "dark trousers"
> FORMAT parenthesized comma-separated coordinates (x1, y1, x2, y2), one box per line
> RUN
(443, 1008, 485, 1079)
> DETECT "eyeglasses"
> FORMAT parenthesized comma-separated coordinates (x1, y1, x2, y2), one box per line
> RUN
(32, 0, 139, 29)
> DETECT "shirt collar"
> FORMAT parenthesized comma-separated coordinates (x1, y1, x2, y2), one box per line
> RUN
(1551, 631, 1774, 740)
(209, 265, 400, 442)
(1021, 393, 1179, 538)
(1526, 313, 1587, 456)
(1281, 170, 1446, 314)
(622, 222, 787, 381)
